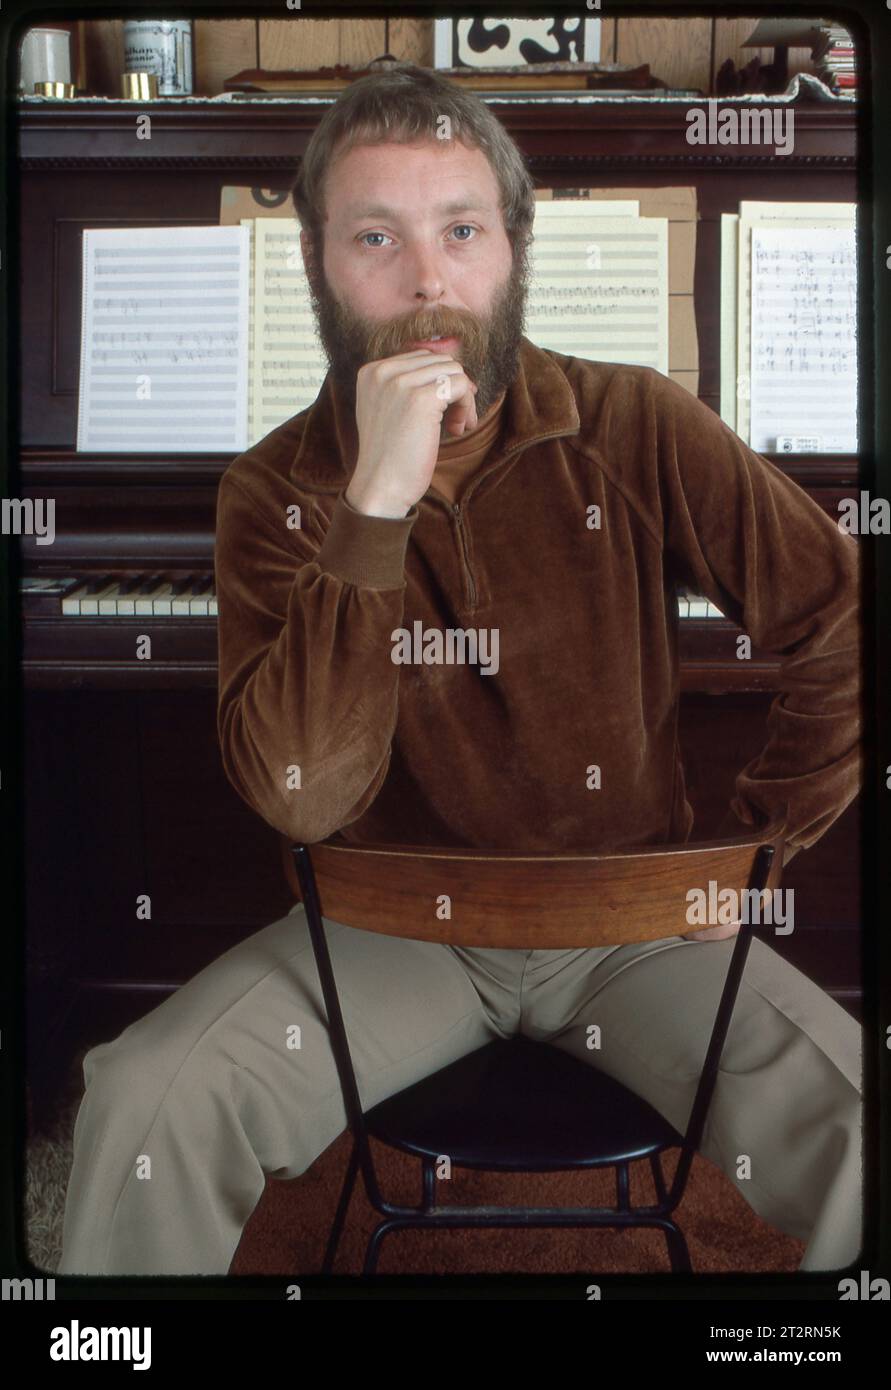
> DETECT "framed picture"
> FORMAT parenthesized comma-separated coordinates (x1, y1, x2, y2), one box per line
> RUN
(433, 15, 602, 69)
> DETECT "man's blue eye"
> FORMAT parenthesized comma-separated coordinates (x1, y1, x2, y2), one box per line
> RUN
(359, 226, 476, 248)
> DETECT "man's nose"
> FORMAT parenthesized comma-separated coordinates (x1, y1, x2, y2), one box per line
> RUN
(403, 240, 448, 302)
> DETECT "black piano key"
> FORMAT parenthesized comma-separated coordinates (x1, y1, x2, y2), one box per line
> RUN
(137, 573, 167, 594)
(170, 574, 196, 597)
(118, 574, 147, 595)
(84, 573, 114, 594)
(190, 575, 213, 596)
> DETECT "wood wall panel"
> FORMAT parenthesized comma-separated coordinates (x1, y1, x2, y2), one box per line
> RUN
(615, 16, 712, 94)
(193, 19, 257, 97)
(600, 17, 618, 66)
(80, 19, 122, 97)
(388, 17, 434, 67)
(74, 15, 847, 99)
(259, 18, 386, 71)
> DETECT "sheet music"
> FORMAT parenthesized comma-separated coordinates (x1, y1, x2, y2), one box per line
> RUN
(76, 226, 250, 453)
(733, 203, 855, 446)
(526, 203, 669, 375)
(251, 217, 327, 433)
(243, 218, 255, 444)
(749, 225, 857, 453)
(719, 214, 739, 431)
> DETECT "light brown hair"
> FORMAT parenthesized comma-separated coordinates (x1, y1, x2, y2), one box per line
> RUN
(291, 61, 536, 259)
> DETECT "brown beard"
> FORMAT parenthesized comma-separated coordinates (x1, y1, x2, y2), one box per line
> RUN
(302, 230, 531, 428)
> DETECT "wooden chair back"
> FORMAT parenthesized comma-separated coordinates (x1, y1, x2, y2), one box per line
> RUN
(280, 822, 786, 949)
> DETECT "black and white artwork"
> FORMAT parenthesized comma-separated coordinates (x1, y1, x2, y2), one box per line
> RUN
(434, 16, 602, 69)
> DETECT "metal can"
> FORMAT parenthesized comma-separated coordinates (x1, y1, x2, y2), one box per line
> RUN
(123, 20, 193, 96)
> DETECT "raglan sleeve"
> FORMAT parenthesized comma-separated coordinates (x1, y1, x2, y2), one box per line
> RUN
(215, 472, 418, 844)
(648, 370, 863, 865)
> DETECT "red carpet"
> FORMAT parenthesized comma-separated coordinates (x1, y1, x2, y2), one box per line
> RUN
(232, 1131, 805, 1276)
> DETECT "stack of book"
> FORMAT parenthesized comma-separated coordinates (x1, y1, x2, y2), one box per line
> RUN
(812, 23, 856, 97)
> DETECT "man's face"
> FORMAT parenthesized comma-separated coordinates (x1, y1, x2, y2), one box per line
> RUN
(300, 136, 530, 431)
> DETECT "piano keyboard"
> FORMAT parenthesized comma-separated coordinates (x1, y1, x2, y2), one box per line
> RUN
(677, 595, 725, 619)
(22, 574, 217, 617)
(21, 575, 726, 621)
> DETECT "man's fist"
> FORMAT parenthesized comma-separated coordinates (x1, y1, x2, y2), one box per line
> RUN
(347, 348, 479, 518)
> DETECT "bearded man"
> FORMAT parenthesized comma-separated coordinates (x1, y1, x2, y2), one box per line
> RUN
(58, 63, 862, 1278)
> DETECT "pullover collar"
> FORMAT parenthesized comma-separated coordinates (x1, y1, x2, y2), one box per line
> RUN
(289, 334, 582, 498)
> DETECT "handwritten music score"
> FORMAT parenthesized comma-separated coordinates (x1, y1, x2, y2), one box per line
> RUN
(247, 217, 327, 435)
(77, 226, 250, 453)
(526, 203, 669, 376)
(749, 225, 857, 453)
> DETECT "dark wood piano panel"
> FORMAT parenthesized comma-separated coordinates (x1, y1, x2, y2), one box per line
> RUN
(16, 102, 863, 1107)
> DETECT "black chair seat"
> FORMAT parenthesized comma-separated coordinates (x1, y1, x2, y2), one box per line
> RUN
(364, 1035, 684, 1170)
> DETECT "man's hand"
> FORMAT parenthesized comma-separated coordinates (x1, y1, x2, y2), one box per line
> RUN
(347, 348, 479, 518)
(682, 921, 742, 942)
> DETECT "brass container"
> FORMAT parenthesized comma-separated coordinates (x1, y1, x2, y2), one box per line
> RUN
(33, 81, 76, 98)
(121, 71, 159, 100)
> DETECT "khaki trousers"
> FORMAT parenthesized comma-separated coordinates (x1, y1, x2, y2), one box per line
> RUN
(57, 903, 862, 1276)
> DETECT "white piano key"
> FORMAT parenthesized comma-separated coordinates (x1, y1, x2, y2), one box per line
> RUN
(62, 581, 92, 616)
(79, 581, 119, 616)
(111, 575, 149, 616)
(150, 583, 176, 616)
(687, 598, 710, 618)
(134, 581, 167, 616)
(169, 576, 197, 615)
(98, 582, 131, 616)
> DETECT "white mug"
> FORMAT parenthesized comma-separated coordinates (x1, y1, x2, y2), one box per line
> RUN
(19, 27, 72, 94)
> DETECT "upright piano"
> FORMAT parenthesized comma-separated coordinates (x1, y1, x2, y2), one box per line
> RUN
(15, 98, 863, 1108)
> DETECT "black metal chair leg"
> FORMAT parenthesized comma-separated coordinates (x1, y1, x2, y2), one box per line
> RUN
(321, 1139, 361, 1274)
(616, 1161, 630, 1211)
(662, 1219, 692, 1272)
(364, 1217, 410, 1274)
(649, 1152, 669, 1205)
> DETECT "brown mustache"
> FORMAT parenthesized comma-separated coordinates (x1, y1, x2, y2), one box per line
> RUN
(366, 311, 486, 361)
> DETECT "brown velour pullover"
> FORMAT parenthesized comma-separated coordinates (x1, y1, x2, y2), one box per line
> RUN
(215, 336, 862, 867)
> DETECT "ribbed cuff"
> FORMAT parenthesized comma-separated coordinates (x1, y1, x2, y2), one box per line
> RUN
(316, 490, 418, 588)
